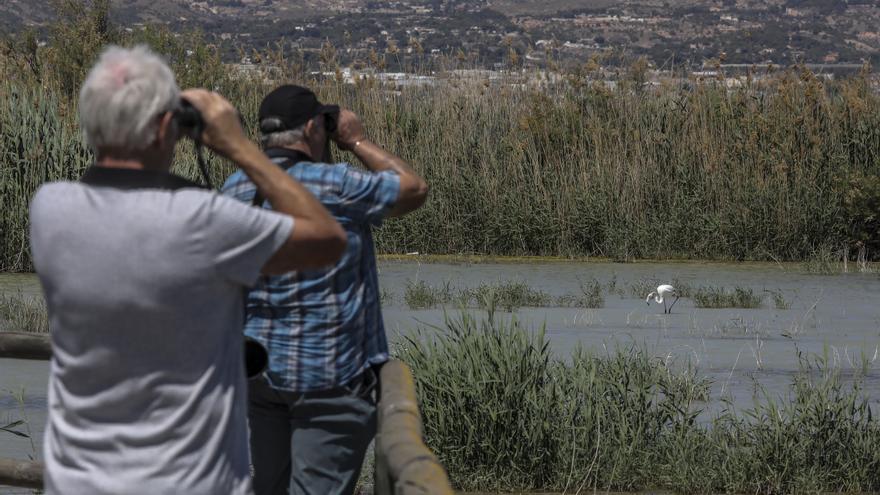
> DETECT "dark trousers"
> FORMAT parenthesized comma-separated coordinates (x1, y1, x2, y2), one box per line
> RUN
(248, 370, 378, 495)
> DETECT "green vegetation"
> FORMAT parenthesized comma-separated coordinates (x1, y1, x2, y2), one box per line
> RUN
(400, 277, 801, 311)
(403, 280, 457, 309)
(1, 387, 37, 462)
(557, 278, 605, 308)
(800, 246, 846, 274)
(628, 278, 657, 299)
(0, 292, 48, 333)
(403, 280, 552, 311)
(398, 313, 880, 493)
(0, 418, 29, 438)
(379, 287, 395, 305)
(670, 277, 695, 298)
(767, 289, 791, 310)
(402, 278, 615, 311)
(464, 282, 551, 312)
(578, 278, 605, 308)
(1, 2, 879, 271)
(693, 286, 764, 309)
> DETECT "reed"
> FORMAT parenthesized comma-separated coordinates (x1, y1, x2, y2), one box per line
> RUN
(402, 280, 551, 311)
(693, 285, 764, 309)
(465, 281, 551, 312)
(0, 293, 48, 333)
(402, 280, 456, 310)
(1, 8, 879, 271)
(767, 289, 791, 310)
(398, 312, 880, 493)
(557, 278, 605, 308)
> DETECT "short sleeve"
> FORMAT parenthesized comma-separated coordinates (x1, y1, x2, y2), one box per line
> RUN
(337, 166, 401, 226)
(203, 194, 293, 286)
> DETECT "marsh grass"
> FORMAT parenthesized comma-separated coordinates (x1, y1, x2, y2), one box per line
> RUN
(579, 279, 605, 308)
(402, 278, 794, 312)
(670, 277, 695, 298)
(1, 387, 37, 462)
(403, 280, 456, 309)
(767, 289, 791, 310)
(465, 282, 551, 312)
(628, 278, 657, 299)
(800, 247, 846, 275)
(379, 287, 395, 305)
(398, 313, 880, 493)
(403, 279, 613, 311)
(403, 280, 551, 311)
(693, 286, 764, 309)
(0, 419, 28, 438)
(604, 273, 626, 297)
(0, 292, 48, 333)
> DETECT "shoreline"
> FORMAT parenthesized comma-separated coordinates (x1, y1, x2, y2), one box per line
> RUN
(0, 255, 875, 273)
(376, 253, 879, 269)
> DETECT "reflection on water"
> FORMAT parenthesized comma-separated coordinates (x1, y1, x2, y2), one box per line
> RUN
(2, 261, 879, 461)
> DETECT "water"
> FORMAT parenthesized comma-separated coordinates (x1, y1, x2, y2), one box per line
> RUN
(2, 260, 879, 464)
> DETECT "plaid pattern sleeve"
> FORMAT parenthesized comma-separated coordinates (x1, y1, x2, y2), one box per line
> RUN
(221, 170, 258, 204)
(336, 165, 400, 226)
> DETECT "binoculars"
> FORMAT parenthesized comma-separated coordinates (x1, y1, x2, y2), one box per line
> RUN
(174, 99, 205, 137)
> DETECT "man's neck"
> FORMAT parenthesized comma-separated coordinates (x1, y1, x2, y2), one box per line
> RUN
(95, 148, 170, 172)
(95, 157, 149, 170)
(284, 143, 313, 161)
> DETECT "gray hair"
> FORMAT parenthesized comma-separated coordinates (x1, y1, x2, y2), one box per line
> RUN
(79, 45, 180, 152)
(260, 119, 306, 148)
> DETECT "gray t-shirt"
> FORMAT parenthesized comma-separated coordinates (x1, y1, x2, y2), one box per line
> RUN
(29, 179, 293, 495)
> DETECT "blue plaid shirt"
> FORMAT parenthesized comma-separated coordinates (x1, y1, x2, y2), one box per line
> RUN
(221, 148, 400, 392)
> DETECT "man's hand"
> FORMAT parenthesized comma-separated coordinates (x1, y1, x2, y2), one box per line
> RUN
(331, 109, 368, 151)
(180, 89, 253, 161)
(335, 109, 429, 218)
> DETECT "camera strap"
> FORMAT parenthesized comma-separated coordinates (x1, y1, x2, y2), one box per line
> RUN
(195, 143, 213, 190)
(249, 148, 313, 207)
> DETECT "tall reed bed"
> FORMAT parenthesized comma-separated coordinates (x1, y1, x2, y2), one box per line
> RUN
(398, 313, 880, 493)
(1, 16, 879, 270)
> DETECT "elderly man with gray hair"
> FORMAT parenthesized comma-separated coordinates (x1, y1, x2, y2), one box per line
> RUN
(28, 46, 347, 494)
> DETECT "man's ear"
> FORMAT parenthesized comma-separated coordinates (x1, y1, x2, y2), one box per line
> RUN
(303, 117, 317, 139)
(155, 111, 176, 148)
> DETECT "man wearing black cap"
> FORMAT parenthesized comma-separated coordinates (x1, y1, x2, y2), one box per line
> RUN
(222, 85, 428, 495)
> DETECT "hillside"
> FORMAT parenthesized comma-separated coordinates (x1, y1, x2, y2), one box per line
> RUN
(2, 0, 878, 69)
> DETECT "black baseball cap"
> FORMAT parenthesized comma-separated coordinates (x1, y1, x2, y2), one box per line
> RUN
(258, 85, 339, 132)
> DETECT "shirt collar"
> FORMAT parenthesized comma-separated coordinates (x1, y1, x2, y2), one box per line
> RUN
(80, 166, 205, 191)
(264, 147, 313, 168)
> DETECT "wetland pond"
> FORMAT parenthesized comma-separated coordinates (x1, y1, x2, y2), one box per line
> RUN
(2, 260, 879, 464)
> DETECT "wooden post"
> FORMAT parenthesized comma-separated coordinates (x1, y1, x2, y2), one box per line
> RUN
(374, 360, 453, 495)
(0, 332, 51, 360)
(0, 458, 43, 489)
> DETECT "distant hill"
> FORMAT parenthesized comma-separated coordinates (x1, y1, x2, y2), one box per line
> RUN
(2, 0, 878, 69)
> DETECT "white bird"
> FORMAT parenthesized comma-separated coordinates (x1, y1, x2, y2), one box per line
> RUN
(646, 284, 679, 314)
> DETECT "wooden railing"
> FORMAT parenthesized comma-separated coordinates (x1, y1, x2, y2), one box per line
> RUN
(374, 360, 453, 495)
(0, 457, 43, 490)
(0, 332, 51, 361)
(0, 333, 453, 493)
